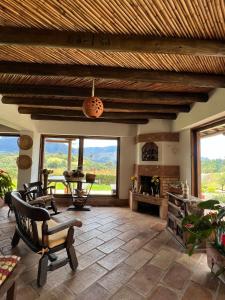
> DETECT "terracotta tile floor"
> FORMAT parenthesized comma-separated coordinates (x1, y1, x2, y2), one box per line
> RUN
(0, 205, 224, 300)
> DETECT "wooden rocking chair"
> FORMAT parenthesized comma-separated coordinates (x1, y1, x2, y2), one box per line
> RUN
(11, 192, 82, 287)
(23, 181, 58, 215)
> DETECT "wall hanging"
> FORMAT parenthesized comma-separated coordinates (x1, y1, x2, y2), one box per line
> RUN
(17, 135, 33, 150)
(16, 155, 32, 169)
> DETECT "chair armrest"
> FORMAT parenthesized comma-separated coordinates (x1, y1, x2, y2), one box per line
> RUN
(29, 199, 46, 205)
(47, 218, 82, 235)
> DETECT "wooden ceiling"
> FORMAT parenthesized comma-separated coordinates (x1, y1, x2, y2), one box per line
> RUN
(0, 0, 224, 124)
(200, 124, 225, 137)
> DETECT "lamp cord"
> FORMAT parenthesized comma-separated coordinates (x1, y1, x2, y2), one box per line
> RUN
(92, 79, 95, 97)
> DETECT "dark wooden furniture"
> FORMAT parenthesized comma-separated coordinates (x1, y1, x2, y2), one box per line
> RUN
(66, 173, 96, 211)
(0, 263, 25, 300)
(129, 191, 168, 220)
(23, 181, 58, 215)
(11, 192, 82, 287)
(167, 192, 203, 247)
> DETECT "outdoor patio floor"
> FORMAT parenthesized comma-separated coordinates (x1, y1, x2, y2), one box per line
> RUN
(0, 205, 224, 300)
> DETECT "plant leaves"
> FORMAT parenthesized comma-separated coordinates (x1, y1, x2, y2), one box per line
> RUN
(198, 200, 220, 210)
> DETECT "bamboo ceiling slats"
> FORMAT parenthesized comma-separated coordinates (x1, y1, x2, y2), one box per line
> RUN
(0, 0, 224, 39)
(0, 46, 225, 75)
(0, 73, 210, 94)
(0, 0, 224, 122)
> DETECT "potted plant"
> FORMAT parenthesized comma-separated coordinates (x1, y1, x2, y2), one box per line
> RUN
(0, 169, 14, 204)
(182, 199, 225, 280)
(130, 176, 137, 192)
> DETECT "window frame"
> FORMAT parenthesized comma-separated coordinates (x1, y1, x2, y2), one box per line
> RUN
(191, 117, 225, 197)
(39, 134, 120, 197)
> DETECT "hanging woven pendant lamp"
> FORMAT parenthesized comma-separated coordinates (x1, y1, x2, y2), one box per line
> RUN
(82, 79, 104, 118)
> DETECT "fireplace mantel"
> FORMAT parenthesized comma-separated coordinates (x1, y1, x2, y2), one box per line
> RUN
(129, 191, 168, 220)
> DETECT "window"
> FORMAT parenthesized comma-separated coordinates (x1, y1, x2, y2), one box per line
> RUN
(41, 136, 119, 195)
(83, 138, 118, 195)
(0, 134, 19, 189)
(192, 119, 225, 203)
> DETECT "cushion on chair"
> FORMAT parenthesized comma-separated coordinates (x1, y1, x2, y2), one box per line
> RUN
(36, 219, 68, 248)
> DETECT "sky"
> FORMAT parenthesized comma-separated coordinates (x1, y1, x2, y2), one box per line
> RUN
(201, 133, 225, 159)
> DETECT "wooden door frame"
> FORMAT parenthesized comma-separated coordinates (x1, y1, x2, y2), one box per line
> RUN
(191, 117, 225, 197)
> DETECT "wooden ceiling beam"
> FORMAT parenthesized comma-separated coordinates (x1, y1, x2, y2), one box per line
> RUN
(0, 61, 223, 88)
(0, 84, 208, 102)
(0, 27, 224, 57)
(19, 107, 177, 120)
(2, 96, 190, 113)
(31, 114, 149, 124)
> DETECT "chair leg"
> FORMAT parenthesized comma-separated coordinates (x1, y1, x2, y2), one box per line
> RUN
(66, 245, 78, 271)
(37, 254, 48, 287)
(11, 230, 20, 248)
(51, 200, 58, 214)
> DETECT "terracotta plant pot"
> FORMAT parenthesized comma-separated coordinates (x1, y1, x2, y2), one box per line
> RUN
(207, 244, 225, 283)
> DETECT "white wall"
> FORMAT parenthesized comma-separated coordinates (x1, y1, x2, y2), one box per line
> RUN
(179, 130, 192, 186)
(0, 100, 35, 131)
(138, 119, 172, 134)
(119, 136, 136, 199)
(0, 125, 18, 133)
(173, 89, 225, 132)
(35, 120, 137, 137)
(16, 131, 41, 189)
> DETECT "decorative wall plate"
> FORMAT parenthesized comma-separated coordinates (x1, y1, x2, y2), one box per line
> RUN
(16, 155, 32, 169)
(17, 135, 33, 150)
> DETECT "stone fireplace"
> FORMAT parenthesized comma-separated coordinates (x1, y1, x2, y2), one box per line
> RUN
(135, 164, 179, 198)
(129, 131, 180, 219)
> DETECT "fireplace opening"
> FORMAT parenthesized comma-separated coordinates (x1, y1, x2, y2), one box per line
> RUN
(138, 202, 159, 217)
(139, 176, 160, 196)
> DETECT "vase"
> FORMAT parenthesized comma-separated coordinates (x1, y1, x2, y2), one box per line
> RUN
(153, 185, 159, 196)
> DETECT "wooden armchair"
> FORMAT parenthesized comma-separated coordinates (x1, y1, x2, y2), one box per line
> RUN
(11, 192, 82, 287)
(23, 181, 58, 215)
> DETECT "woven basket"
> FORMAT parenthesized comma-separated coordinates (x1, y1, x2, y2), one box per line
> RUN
(17, 135, 33, 150)
(85, 173, 96, 183)
(16, 155, 32, 169)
